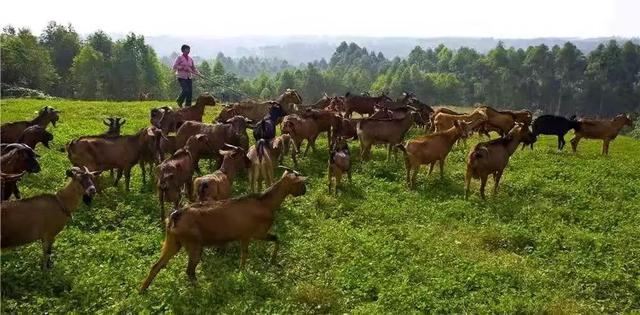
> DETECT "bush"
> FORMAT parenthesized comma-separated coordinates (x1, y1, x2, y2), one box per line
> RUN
(1, 84, 57, 100)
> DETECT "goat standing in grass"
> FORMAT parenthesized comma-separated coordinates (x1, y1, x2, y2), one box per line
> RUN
(1, 167, 98, 269)
(396, 120, 471, 188)
(570, 114, 633, 155)
(140, 169, 307, 292)
(0, 143, 41, 200)
(193, 144, 250, 201)
(465, 123, 532, 199)
(328, 136, 351, 194)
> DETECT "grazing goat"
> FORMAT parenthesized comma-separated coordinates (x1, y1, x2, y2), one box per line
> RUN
(157, 93, 216, 134)
(66, 128, 158, 191)
(344, 92, 393, 118)
(531, 115, 579, 150)
(1, 106, 59, 143)
(570, 114, 633, 155)
(475, 106, 517, 136)
(396, 121, 471, 188)
(429, 107, 460, 132)
(281, 114, 321, 158)
(156, 134, 211, 221)
(193, 144, 250, 201)
(139, 126, 165, 185)
(139, 169, 307, 292)
(1, 167, 98, 269)
(16, 125, 53, 150)
(327, 137, 351, 193)
(433, 109, 488, 133)
(1, 143, 41, 200)
(299, 109, 336, 146)
(357, 109, 420, 161)
(465, 124, 531, 199)
(175, 116, 252, 167)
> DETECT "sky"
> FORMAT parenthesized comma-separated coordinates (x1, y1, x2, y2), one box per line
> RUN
(1, 0, 638, 38)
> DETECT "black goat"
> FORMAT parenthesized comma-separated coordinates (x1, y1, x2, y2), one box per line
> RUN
(531, 115, 579, 150)
(252, 102, 286, 142)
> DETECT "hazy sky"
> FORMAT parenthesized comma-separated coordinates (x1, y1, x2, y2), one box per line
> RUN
(1, 0, 638, 38)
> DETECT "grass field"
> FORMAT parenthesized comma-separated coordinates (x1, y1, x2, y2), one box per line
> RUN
(1, 99, 639, 313)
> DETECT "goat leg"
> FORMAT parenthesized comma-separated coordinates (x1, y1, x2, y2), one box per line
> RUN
(41, 237, 54, 270)
(184, 243, 203, 284)
(239, 239, 250, 269)
(464, 169, 472, 199)
(124, 168, 132, 192)
(439, 160, 445, 180)
(479, 175, 488, 200)
(493, 170, 503, 196)
(113, 169, 123, 187)
(265, 234, 279, 264)
(139, 235, 182, 292)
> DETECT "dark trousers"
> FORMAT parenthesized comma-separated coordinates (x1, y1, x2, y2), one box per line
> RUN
(176, 78, 192, 107)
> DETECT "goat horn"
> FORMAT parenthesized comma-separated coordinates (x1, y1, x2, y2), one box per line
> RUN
(84, 166, 91, 173)
(223, 143, 239, 150)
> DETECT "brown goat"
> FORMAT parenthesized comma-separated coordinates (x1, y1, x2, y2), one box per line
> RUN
(328, 137, 351, 194)
(465, 124, 531, 199)
(156, 134, 211, 221)
(1, 143, 41, 200)
(1, 106, 59, 143)
(175, 116, 252, 167)
(66, 128, 158, 191)
(15, 125, 54, 150)
(139, 169, 307, 292)
(433, 109, 488, 133)
(139, 126, 166, 185)
(475, 106, 517, 136)
(157, 93, 216, 134)
(299, 109, 335, 145)
(281, 114, 321, 158)
(429, 107, 460, 132)
(570, 114, 633, 155)
(397, 121, 471, 188)
(1, 167, 98, 269)
(150, 106, 173, 128)
(193, 144, 250, 201)
(0, 172, 27, 201)
(216, 90, 302, 122)
(356, 110, 420, 161)
(247, 135, 294, 192)
(344, 92, 392, 118)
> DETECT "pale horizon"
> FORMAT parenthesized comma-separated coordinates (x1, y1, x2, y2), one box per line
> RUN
(2, 0, 639, 39)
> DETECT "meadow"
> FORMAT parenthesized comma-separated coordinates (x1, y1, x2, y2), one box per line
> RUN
(1, 99, 639, 313)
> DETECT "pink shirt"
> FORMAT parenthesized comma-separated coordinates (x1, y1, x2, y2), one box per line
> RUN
(172, 54, 197, 79)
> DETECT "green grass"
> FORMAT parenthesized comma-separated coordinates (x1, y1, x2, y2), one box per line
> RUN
(1, 99, 639, 313)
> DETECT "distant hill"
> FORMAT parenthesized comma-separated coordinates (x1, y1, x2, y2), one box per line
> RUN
(133, 35, 640, 65)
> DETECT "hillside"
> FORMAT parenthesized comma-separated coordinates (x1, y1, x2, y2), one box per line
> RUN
(1, 99, 639, 313)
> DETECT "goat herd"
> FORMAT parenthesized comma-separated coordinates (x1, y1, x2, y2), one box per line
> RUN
(0, 89, 634, 292)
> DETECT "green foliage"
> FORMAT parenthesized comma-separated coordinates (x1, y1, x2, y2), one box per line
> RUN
(1, 27, 58, 91)
(39, 21, 81, 97)
(1, 99, 639, 313)
(70, 46, 105, 99)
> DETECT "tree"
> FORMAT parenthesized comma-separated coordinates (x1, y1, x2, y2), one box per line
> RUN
(39, 21, 81, 96)
(1, 27, 57, 91)
(554, 42, 586, 114)
(70, 45, 105, 99)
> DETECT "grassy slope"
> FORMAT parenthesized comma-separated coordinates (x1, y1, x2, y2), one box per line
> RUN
(1, 99, 639, 314)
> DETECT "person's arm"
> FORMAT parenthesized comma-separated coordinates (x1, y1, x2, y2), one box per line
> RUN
(172, 56, 181, 71)
(190, 58, 201, 75)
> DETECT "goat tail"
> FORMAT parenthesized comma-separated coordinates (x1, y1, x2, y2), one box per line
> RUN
(257, 139, 266, 162)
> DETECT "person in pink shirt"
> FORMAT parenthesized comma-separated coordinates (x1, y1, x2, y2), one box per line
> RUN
(172, 44, 201, 107)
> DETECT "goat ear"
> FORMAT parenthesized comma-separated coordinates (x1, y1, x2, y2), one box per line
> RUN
(120, 119, 126, 126)
(146, 128, 155, 137)
(66, 169, 74, 177)
(103, 119, 110, 126)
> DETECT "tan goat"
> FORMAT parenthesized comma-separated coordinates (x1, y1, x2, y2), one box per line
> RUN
(247, 135, 295, 192)
(139, 169, 307, 292)
(397, 121, 471, 188)
(570, 114, 633, 155)
(193, 144, 250, 201)
(1, 167, 98, 269)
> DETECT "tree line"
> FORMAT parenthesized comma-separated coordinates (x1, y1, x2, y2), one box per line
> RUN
(2, 22, 639, 116)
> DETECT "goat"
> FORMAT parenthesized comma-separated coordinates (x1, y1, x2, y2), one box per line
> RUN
(139, 126, 166, 185)
(139, 168, 307, 292)
(356, 109, 420, 161)
(150, 106, 173, 128)
(433, 109, 488, 133)
(299, 109, 336, 146)
(429, 107, 460, 132)
(1, 106, 60, 143)
(465, 123, 532, 199)
(474, 106, 517, 136)
(327, 137, 351, 194)
(0, 172, 26, 201)
(66, 128, 157, 191)
(103, 116, 126, 135)
(156, 134, 211, 221)
(15, 125, 53, 150)
(175, 116, 252, 168)
(281, 114, 321, 158)
(193, 144, 250, 201)
(215, 90, 301, 123)
(157, 93, 216, 134)
(1, 167, 98, 269)
(344, 92, 393, 118)
(396, 121, 471, 188)
(531, 115, 579, 150)
(252, 102, 286, 142)
(1, 143, 41, 200)
(570, 114, 633, 155)
(247, 135, 295, 192)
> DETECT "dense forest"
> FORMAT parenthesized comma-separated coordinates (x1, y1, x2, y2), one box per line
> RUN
(2, 22, 639, 116)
